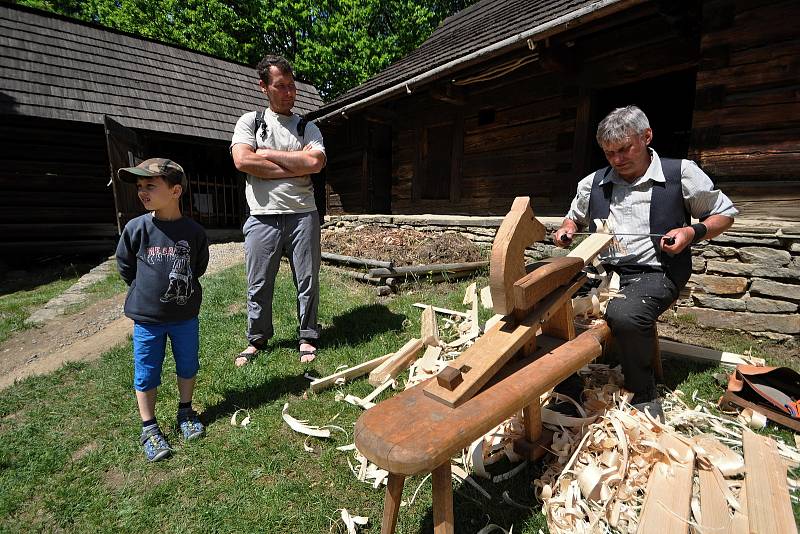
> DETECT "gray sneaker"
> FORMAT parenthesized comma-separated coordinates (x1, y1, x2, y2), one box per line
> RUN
(177, 408, 204, 441)
(141, 425, 172, 462)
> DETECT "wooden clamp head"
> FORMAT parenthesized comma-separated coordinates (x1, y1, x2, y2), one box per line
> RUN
(489, 197, 546, 316)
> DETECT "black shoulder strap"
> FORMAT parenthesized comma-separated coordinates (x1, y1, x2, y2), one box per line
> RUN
(297, 116, 308, 138)
(253, 110, 266, 141)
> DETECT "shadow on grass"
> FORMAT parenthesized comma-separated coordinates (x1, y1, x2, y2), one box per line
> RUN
(200, 372, 309, 425)
(661, 358, 717, 391)
(414, 461, 545, 533)
(272, 303, 407, 351)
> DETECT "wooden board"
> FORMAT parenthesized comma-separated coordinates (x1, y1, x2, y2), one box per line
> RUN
(368, 338, 424, 386)
(566, 233, 614, 264)
(659, 339, 758, 367)
(698, 467, 732, 534)
(424, 277, 585, 408)
(420, 305, 440, 346)
(488, 196, 546, 315)
(310, 353, 393, 392)
(636, 433, 695, 534)
(743, 429, 797, 534)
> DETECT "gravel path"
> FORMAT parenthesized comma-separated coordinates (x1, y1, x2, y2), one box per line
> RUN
(0, 242, 246, 389)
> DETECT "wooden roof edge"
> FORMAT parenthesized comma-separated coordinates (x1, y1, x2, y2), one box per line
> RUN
(310, 0, 644, 123)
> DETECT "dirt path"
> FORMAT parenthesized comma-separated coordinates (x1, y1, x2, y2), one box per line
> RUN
(0, 243, 245, 390)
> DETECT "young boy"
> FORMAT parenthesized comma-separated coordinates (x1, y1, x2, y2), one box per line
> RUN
(115, 158, 210, 462)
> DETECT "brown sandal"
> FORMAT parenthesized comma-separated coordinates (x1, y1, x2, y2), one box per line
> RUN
(299, 347, 317, 363)
(234, 348, 259, 367)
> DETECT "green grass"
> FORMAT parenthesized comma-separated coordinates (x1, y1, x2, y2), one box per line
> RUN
(0, 264, 796, 532)
(0, 276, 79, 344)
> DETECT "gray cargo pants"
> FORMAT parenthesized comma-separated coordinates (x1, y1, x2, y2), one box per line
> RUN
(243, 211, 321, 349)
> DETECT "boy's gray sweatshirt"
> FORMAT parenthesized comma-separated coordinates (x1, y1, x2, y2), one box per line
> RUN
(116, 214, 209, 324)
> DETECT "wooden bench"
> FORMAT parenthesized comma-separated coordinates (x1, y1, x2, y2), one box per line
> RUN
(355, 322, 610, 533)
(353, 197, 614, 533)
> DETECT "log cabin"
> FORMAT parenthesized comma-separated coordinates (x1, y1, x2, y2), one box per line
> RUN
(310, 0, 799, 224)
(0, 3, 323, 257)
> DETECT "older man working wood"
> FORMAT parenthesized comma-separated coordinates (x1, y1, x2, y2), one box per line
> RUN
(554, 105, 737, 415)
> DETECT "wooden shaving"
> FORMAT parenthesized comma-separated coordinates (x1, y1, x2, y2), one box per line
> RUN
(333, 508, 368, 534)
(230, 408, 251, 427)
(281, 403, 331, 438)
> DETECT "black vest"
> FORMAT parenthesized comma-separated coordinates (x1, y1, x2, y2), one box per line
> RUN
(587, 157, 692, 288)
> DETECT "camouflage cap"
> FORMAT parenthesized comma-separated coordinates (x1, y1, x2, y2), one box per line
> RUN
(117, 158, 187, 189)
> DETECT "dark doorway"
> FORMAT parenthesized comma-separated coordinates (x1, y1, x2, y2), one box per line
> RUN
(589, 69, 697, 169)
(367, 122, 392, 213)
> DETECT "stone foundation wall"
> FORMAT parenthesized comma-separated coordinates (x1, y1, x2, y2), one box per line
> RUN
(325, 214, 800, 339)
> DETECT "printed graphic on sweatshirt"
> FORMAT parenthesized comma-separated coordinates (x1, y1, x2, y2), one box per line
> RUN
(156, 240, 193, 305)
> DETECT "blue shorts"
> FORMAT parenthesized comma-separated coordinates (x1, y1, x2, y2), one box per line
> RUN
(133, 317, 200, 392)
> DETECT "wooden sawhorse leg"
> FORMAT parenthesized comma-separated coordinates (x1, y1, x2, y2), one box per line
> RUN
(381, 472, 405, 534)
(432, 463, 454, 534)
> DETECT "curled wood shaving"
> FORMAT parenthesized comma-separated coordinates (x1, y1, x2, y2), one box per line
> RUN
(332, 508, 368, 534)
(230, 409, 251, 427)
(281, 403, 335, 438)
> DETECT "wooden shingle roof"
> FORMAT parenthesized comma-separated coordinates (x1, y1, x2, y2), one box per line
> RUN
(0, 4, 324, 142)
(313, 0, 630, 119)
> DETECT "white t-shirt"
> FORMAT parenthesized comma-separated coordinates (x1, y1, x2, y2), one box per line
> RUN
(231, 109, 326, 214)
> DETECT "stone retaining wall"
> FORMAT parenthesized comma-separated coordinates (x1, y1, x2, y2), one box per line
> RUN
(325, 214, 800, 340)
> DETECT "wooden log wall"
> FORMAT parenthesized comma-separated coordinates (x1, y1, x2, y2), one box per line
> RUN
(324, 118, 368, 214)
(0, 116, 117, 255)
(691, 0, 800, 222)
(389, 7, 696, 217)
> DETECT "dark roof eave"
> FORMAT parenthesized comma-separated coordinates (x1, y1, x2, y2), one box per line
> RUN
(310, 0, 642, 124)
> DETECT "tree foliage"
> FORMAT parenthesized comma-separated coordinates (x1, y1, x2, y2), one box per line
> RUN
(16, 0, 477, 100)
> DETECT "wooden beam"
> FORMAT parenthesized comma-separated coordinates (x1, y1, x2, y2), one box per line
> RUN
(429, 84, 466, 106)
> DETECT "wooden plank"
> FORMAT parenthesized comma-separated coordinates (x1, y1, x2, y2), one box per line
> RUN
(420, 305, 440, 347)
(743, 429, 797, 534)
(489, 197, 546, 315)
(309, 353, 394, 392)
(698, 467, 732, 534)
(731, 480, 748, 534)
(424, 277, 585, 408)
(659, 339, 758, 367)
(566, 233, 614, 264)
(368, 338, 424, 386)
(636, 433, 695, 534)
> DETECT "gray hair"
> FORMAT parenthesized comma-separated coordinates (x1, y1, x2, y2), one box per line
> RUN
(596, 105, 650, 145)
